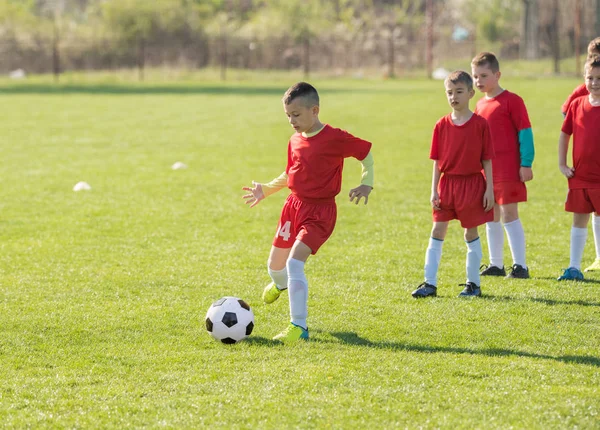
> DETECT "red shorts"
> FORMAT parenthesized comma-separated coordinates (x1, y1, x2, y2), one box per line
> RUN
(494, 181, 527, 205)
(565, 188, 600, 213)
(433, 173, 493, 228)
(272, 194, 337, 254)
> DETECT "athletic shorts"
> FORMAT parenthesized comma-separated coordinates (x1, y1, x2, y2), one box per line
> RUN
(565, 188, 600, 213)
(494, 181, 527, 205)
(433, 173, 493, 228)
(272, 194, 337, 254)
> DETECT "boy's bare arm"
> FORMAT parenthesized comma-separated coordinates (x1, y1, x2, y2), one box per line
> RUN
(431, 161, 441, 210)
(558, 132, 574, 178)
(482, 159, 494, 212)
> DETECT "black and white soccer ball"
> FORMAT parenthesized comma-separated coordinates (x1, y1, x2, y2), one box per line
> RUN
(205, 297, 254, 344)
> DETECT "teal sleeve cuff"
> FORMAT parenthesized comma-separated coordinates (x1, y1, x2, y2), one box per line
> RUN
(518, 128, 534, 167)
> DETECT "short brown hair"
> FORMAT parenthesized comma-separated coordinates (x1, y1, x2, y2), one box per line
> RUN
(471, 52, 500, 73)
(588, 37, 600, 56)
(282, 82, 319, 107)
(444, 70, 473, 91)
(585, 54, 600, 72)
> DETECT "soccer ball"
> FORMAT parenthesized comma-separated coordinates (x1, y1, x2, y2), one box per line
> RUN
(205, 297, 254, 344)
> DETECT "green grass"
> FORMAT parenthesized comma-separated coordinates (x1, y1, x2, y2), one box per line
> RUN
(0, 75, 599, 429)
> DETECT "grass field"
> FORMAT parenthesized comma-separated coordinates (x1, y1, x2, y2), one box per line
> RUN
(0, 73, 599, 428)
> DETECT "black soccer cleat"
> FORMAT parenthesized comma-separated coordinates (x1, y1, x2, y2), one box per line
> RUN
(458, 282, 481, 297)
(412, 282, 437, 298)
(506, 264, 530, 279)
(479, 264, 506, 277)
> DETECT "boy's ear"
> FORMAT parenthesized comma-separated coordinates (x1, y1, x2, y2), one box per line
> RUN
(312, 105, 320, 116)
(469, 88, 475, 99)
(495, 70, 502, 80)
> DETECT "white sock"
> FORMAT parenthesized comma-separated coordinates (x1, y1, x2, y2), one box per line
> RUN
(286, 258, 308, 330)
(504, 219, 527, 267)
(593, 214, 600, 260)
(424, 237, 443, 286)
(486, 221, 504, 268)
(466, 237, 483, 286)
(570, 227, 588, 270)
(268, 266, 288, 290)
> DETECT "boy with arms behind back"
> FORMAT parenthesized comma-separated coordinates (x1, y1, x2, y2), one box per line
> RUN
(412, 71, 494, 298)
(557, 55, 600, 281)
(471, 52, 535, 280)
(243, 82, 374, 342)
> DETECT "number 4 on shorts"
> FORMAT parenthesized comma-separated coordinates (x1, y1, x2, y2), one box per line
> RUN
(277, 221, 292, 241)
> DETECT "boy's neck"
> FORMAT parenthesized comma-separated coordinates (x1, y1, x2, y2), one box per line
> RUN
(302, 121, 325, 137)
(451, 108, 473, 125)
(485, 86, 504, 98)
(589, 93, 600, 106)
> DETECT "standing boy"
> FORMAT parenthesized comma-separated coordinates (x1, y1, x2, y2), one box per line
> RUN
(242, 82, 374, 342)
(557, 55, 600, 281)
(471, 52, 535, 279)
(412, 71, 494, 298)
(561, 37, 600, 272)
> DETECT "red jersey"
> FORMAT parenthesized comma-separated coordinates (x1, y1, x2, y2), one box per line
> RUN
(475, 90, 531, 183)
(286, 125, 372, 202)
(561, 96, 600, 189)
(562, 83, 589, 114)
(430, 113, 494, 175)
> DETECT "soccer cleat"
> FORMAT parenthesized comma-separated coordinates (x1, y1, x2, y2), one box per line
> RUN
(480, 264, 506, 276)
(584, 258, 600, 272)
(458, 282, 481, 297)
(506, 264, 530, 279)
(412, 282, 437, 298)
(262, 282, 285, 304)
(557, 267, 584, 281)
(273, 322, 309, 343)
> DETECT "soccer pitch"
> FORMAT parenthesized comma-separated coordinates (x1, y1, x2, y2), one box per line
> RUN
(0, 76, 598, 428)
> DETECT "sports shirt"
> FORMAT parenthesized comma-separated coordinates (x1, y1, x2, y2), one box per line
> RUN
(562, 84, 589, 114)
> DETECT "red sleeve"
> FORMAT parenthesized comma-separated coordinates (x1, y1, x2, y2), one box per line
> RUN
(561, 102, 576, 136)
(429, 122, 440, 160)
(562, 84, 588, 114)
(509, 94, 532, 132)
(338, 128, 372, 160)
(285, 141, 293, 174)
(481, 119, 495, 160)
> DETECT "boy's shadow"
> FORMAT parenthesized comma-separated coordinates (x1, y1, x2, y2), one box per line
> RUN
(480, 294, 600, 307)
(327, 331, 600, 367)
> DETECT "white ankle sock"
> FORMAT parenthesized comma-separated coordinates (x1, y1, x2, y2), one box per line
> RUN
(504, 219, 527, 267)
(268, 266, 288, 290)
(570, 227, 588, 270)
(593, 214, 600, 260)
(424, 237, 443, 286)
(486, 221, 504, 268)
(286, 258, 308, 330)
(466, 237, 483, 285)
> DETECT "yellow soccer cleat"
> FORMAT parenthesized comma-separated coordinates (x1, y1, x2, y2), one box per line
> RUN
(584, 258, 600, 272)
(273, 323, 309, 343)
(262, 282, 285, 304)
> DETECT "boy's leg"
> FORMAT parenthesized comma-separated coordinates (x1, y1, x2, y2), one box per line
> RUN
(501, 203, 529, 278)
(413, 222, 447, 298)
(482, 205, 505, 275)
(263, 246, 292, 304)
(584, 213, 600, 271)
(559, 213, 590, 280)
(459, 227, 482, 297)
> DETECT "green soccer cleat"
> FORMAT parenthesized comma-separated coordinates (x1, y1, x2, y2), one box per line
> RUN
(262, 282, 285, 304)
(584, 258, 600, 272)
(273, 323, 309, 343)
(557, 267, 584, 281)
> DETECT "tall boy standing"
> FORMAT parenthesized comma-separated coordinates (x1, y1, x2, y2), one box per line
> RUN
(557, 55, 600, 281)
(412, 71, 494, 299)
(471, 52, 535, 279)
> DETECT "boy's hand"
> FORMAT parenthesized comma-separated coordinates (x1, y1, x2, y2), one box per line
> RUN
(559, 164, 575, 179)
(483, 188, 494, 212)
(242, 181, 265, 208)
(519, 166, 533, 182)
(349, 185, 372, 205)
(431, 191, 441, 211)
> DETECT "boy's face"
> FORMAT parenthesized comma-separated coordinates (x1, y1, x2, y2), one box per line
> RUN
(283, 97, 319, 134)
(471, 64, 501, 94)
(445, 81, 474, 111)
(585, 66, 600, 98)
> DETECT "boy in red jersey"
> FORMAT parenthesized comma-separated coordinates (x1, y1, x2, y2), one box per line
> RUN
(242, 82, 374, 342)
(557, 55, 600, 281)
(471, 52, 534, 280)
(412, 71, 494, 298)
(561, 37, 600, 273)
